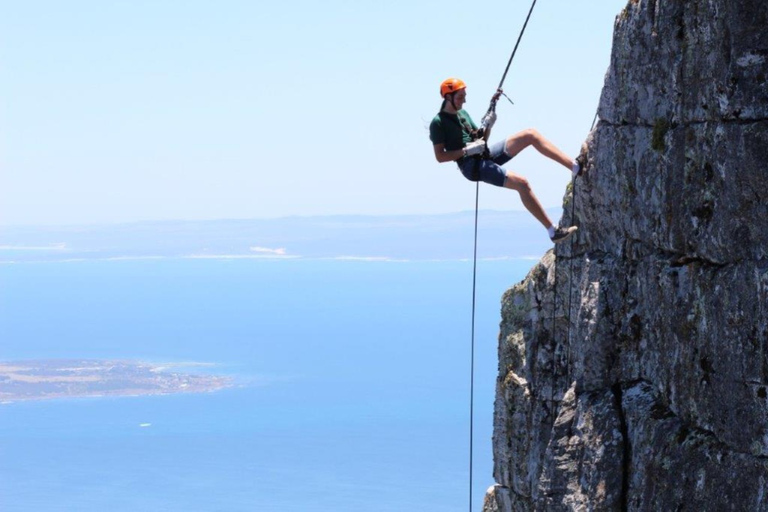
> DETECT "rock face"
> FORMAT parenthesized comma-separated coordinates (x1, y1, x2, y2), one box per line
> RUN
(483, 1, 768, 510)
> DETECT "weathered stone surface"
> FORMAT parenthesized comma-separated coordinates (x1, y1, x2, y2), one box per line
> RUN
(620, 381, 768, 511)
(600, 0, 768, 125)
(576, 121, 768, 263)
(484, 0, 768, 510)
(537, 386, 624, 511)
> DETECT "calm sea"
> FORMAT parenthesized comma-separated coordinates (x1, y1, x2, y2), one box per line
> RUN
(0, 258, 534, 511)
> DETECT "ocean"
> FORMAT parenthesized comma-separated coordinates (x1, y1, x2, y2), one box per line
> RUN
(0, 258, 535, 511)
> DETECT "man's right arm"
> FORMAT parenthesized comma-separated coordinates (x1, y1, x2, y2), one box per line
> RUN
(433, 143, 465, 163)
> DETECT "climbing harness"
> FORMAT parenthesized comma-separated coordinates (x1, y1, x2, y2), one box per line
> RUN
(467, 1, 538, 511)
(438, 111, 485, 181)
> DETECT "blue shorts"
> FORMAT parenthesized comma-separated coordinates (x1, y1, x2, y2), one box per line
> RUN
(456, 139, 512, 187)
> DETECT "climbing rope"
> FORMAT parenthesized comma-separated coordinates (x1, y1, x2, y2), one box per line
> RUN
(551, 111, 599, 411)
(468, 182, 479, 512)
(467, 1, 539, 511)
(564, 111, 599, 386)
(483, 0, 539, 118)
(550, 170, 576, 410)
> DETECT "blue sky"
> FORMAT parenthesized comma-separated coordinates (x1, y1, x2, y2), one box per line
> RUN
(1, 0, 627, 226)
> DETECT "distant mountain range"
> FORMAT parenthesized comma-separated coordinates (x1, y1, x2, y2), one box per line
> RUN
(0, 210, 562, 263)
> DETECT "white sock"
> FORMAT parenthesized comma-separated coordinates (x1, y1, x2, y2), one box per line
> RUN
(571, 160, 580, 176)
(547, 225, 556, 238)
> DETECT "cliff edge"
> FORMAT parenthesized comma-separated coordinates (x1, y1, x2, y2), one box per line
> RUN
(484, 1, 768, 510)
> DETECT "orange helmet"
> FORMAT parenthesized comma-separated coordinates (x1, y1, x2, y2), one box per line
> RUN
(440, 78, 466, 98)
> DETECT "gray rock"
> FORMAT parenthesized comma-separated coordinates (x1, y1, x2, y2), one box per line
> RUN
(484, 0, 768, 510)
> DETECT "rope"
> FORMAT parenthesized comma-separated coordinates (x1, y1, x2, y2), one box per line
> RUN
(496, 0, 539, 91)
(550, 235, 561, 410)
(565, 112, 599, 385)
(552, 112, 599, 406)
(549, 115, 599, 425)
(467, 2, 539, 511)
(468, 182, 479, 512)
(563, 186, 576, 388)
(484, 0, 539, 116)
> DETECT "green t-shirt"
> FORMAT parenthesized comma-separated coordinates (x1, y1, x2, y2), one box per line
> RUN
(429, 109, 478, 151)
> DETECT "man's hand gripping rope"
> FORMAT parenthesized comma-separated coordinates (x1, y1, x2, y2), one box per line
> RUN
(467, 88, 505, 159)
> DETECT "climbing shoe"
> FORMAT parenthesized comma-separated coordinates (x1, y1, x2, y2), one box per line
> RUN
(574, 155, 586, 177)
(574, 144, 588, 177)
(550, 226, 578, 243)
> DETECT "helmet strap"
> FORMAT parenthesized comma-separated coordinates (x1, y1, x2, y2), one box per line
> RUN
(446, 92, 458, 111)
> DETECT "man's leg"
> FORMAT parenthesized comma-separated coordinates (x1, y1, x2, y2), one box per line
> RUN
(504, 129, 574, 170)
(503, 171, 553, 229)
(502, 170, 578, 243)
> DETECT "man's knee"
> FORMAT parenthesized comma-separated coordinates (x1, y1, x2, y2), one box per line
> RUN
(505, 174, 531, 192)
(521, 128, 541, 144)
(505, 128, 541, 153)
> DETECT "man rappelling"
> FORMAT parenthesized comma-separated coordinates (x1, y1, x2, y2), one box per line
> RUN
(429, 78, 586, 243)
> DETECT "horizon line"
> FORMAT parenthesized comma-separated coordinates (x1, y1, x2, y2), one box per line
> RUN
(0, 207, 564, 230)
